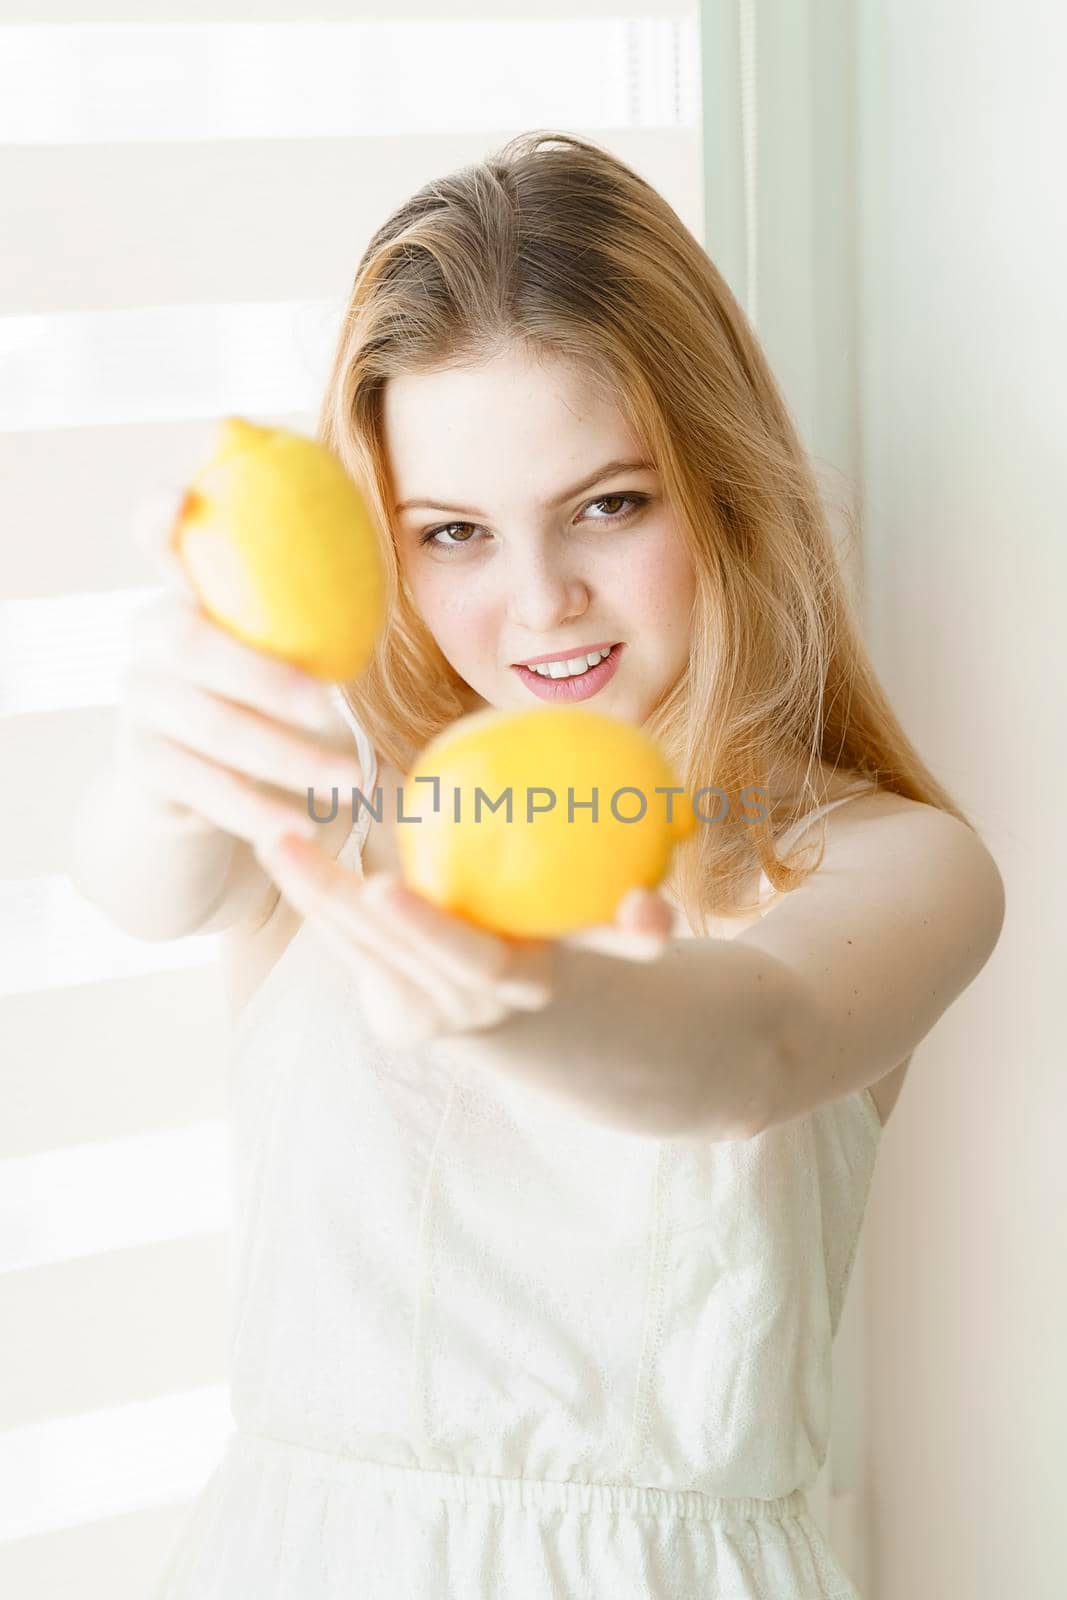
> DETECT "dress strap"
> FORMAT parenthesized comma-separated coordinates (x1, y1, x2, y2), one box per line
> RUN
(754, 783, 876, 909)
(328, 684, 379, 795)
(326, 687, 381, 872)
(773, 783, 876, 855)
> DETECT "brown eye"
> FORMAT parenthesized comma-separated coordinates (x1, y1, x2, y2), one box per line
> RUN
(581, 494, 649, 524)
(420, 521, 480, 550)
(419, 494, 649, 556)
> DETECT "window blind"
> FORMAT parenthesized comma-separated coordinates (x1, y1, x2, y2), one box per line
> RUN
(0, 4, 704, 1592)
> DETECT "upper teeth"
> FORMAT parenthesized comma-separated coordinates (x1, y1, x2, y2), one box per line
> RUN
(526, 647, 613, 679)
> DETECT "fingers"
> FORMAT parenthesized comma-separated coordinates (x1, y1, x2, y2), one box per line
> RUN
(339, 900, 504, 1035)
(349, 952, 511, 1048)
(561, 926, 667, 960)
(362, 877, 554, 1010)
(305, 914, 459, 1047)
(127, 593, 345, 742)
(256, 849, 482, 1024)
(119, 660, 363, 802)
(307, 918, 441, 1044)
(117, 502, 367, 846)
(255, 846, 552, 1026)
(494, 936, 557, 1008)
(559, 888, 674, 961)
(129, 484, 201, 600)
(617, 885, 676, 938)
(115, 722, 323, 846)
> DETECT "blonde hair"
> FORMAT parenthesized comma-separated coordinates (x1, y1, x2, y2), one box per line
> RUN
(316, 129, 972, 936)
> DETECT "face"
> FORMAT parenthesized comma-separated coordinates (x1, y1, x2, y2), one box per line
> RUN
(385, 346, 697, 726)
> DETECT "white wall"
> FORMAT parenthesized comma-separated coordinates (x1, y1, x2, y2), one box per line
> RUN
(703, 2, 873, 1582)
(855, 3, 1064, 1594)
(714, 2, 1063, 1591)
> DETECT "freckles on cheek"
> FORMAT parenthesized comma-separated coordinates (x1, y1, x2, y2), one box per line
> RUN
(626, 544, 696, 649)
(429, 586, 477, 636)
(406, 564, 456, 628)
(624, 543, 684, 610)
(413, 575, 488, 661)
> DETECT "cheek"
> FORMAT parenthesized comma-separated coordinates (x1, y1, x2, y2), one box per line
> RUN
(406, 566, 491, 655)
(622, 533, 696, 641)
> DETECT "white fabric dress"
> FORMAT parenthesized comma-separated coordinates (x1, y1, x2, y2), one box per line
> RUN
(151, 698, 882, 1599)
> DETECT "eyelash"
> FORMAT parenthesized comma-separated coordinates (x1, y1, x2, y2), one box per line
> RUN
(417, 493, 650, 552)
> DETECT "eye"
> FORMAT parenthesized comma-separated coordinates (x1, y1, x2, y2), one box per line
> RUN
(419, 519, 480, 550)
(584, 494, 648, 523)
(417, 493, 650, 553)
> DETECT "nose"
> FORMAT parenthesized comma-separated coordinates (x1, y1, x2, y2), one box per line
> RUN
(503, 540, 591, 637)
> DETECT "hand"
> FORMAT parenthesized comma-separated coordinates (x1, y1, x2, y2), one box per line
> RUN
(117, 485, 364, 848)
(254, 830, 675, 1049)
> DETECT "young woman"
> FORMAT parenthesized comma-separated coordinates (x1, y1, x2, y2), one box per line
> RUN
(79, 131, 1004, 1599)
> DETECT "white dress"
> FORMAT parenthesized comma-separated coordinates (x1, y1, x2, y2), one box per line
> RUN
(151, 699, 882, 1598)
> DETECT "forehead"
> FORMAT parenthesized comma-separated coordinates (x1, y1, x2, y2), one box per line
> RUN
(382, 349, 643, 500)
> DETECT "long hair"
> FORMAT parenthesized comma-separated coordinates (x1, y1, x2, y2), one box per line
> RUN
(315, 129, 971, 935)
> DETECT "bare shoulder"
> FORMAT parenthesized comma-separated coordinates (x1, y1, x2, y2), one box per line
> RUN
(782, 794, 919, 1129)
(792, 786, 1003, 896)
(798, 786, 1007, 1017)
(746, 787, 1006, 1130)
(859, 793, 1002, 915)
(798, 784, 935, 835)
(850, 793, 1004, 1130)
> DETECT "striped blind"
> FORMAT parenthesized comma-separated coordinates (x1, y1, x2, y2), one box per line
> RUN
(0, 3, 705, 1592)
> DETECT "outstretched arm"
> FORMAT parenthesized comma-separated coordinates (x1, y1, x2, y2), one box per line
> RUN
(256, 794, 1005, 1144)
(437, 796, 1005, 1142)
(433, 931, 798, 1141)
(730, 795, 1005, 1131)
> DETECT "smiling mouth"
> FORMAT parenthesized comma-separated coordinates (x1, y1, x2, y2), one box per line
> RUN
(512, 642, 621, 673)
(511, 643, 625, 691)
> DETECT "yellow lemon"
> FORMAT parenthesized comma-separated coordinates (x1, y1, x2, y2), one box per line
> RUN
(396, 706, 696, 939)
(170, 416, 387, 681)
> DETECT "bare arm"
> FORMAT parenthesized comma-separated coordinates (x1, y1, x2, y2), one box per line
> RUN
(68, 486, 363, 943)
(733, 795, 1005, 1130)
(433, 931, 789, 1141)
(435, 795, 1005, 1143)
(69, 763, 275, 942)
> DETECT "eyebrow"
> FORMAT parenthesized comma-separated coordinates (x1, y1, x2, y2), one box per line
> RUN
(394, 459, 657, 518)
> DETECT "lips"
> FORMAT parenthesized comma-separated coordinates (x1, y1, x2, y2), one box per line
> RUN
(514, 640, 619, 668)
(512, 641, 624, 703)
